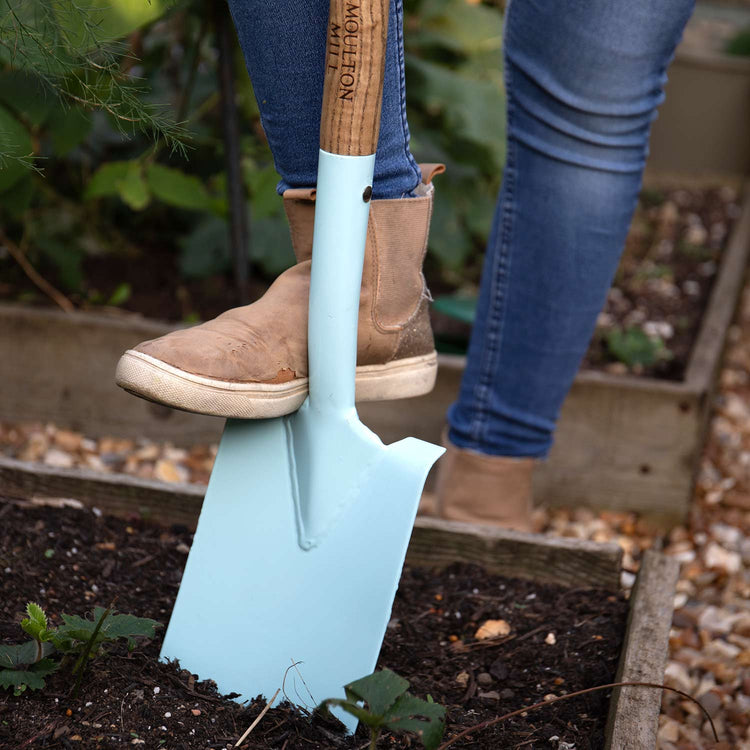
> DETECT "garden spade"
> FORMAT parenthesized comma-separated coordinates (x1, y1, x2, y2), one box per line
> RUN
(159, 0, 443, 730)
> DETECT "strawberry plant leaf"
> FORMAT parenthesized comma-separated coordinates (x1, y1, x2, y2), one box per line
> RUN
(344, 669, 410, 717)
(21, 602, 48, 641)
(0, 658, 58, 692)
(384, 692, 446, 750)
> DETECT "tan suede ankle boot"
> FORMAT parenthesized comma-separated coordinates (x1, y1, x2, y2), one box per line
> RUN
(115, 164, 445, 419)
(427, 436, 535, 532)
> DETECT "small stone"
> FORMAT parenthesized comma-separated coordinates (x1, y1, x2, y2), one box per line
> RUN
(500, 688, 515, 700)
(697, 690, 723, 719)
(477, 672, 492, 687)
(474, 619, 510, 640)
(176, 543, 190, 554)
(54, 429, 83, 452)
(43, 448, 74, 468)
(543, 693, 557, 702)
(698, 606, 737, 634)
(658, 718, 680, 743)
(478, 691, 500, 701)
(673, 592, 688, 609)
(164, 712, 171, 718)
(703, 542, 741, 575)
(545, 632, 557, 645)
(155, 459, 188, 484)
(489, 658, 508, 681)
(153, 686, 160, 694)
(191, 709, 201, 716)
(704, 639, 740, 661)
(664, 661, 694, 694)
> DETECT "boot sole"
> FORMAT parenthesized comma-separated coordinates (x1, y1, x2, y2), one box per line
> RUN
(115, 349, 438, 419)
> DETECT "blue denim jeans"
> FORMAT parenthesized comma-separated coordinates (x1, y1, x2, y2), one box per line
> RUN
(227, 0, 694, 458)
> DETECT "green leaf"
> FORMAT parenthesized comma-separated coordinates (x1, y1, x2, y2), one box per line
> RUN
(0, 642, 40, 669)
(250, 217, 295, 276)
(407, 56, 505, 167)
(0, 71, 54, 127)
(85, 161, 132, 200)
(57, 608, 160, 651)
(179, 216, 231, 279)
(0, 668, 45, 691)
(345, 669, 410, 717)
(432, 295, 477, 325)
(47, 106, 92, 155)
(34, 235, 84, 291)
(96, 610, 161, 649)
(317, 697, 381, 728)
(0, 174, 33, 218)
(384, 692, 446, 750)
(107, 282, 131, 306)
(411, 0, 503, 60)
(115, 163, 150, 210)
(428, 194, 471, 270)
(21, 603, 48, 641)
(146, 163, 214, 212)
(0, 104, 33, 191)
(605, 327, 668, 368)
(52, 0, 170, 48)
(245, 165, 282, 220)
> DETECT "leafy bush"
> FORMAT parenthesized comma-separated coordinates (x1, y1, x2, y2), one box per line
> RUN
(0, 0, 506, 311)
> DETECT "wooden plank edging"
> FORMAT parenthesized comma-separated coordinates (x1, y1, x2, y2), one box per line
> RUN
(0, 455, 204, 528)
(0, 455, 623, 590)
(406, 516, 622, 590)
(604, 550, 680, 750)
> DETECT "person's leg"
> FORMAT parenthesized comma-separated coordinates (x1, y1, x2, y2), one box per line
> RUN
(226, 0, 421, 199)
(116, 1, 442, 417)
(440, 0, 695, 526)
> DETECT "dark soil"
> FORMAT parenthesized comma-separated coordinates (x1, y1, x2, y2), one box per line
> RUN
(0, 499, 628, 749)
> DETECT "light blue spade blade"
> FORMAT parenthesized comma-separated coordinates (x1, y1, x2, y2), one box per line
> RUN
(159, 151, 444, 733)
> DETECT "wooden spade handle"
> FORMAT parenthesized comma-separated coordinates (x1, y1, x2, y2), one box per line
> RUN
(319, 0, 389, 156)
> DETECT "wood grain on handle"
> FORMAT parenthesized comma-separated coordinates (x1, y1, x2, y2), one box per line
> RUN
(320, 0, 388, 156)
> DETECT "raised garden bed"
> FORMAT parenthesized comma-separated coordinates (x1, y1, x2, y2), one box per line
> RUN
(0, 481, 679, 749)
(2, 183, 748, 521)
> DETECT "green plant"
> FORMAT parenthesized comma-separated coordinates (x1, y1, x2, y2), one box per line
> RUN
(319, 669, 445, 750)
(605, 326, 671, 369)
(726, 26, 750, 57)
(405, 0, 506, 274)
(0, 602, 160, 696)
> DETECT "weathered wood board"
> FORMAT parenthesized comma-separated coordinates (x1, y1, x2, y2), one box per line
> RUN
(604, 550, 680, 750)
(0, 306, 222, 444)
(0, 454, 622, 590)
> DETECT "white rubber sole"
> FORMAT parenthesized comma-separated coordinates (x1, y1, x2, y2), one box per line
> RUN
(115, 349, 438, 419)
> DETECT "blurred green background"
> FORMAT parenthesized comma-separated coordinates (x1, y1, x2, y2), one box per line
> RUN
(0, 0, 507, 321)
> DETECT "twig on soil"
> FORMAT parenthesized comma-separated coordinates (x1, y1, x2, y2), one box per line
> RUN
(282, 659, 316, 710)
(436, 681, 719, 749)
(234, 687, 280, 747)
(0, 228, 74, 313)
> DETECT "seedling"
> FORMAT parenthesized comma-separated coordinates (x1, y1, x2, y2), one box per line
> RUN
(319, 669, 445, 750)
(0, 602, 160, 697)
(605, 326, 671, 369)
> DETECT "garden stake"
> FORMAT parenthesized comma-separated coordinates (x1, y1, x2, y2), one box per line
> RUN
(159, 0, 443, 733)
